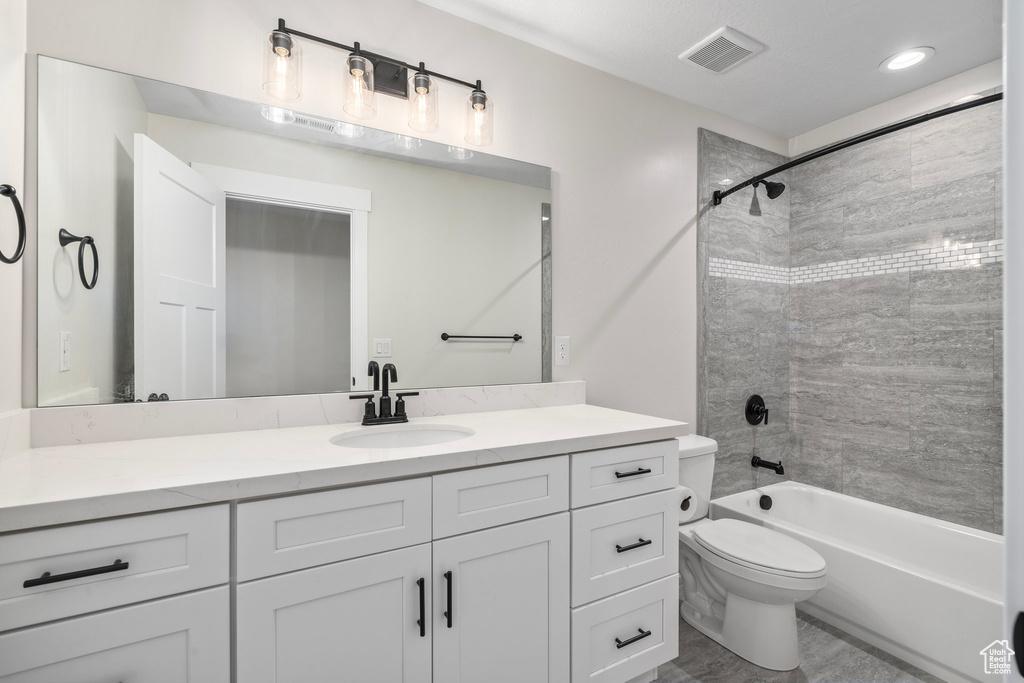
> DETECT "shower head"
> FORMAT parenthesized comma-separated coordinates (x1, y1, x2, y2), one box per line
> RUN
(755, 180, 786, 199)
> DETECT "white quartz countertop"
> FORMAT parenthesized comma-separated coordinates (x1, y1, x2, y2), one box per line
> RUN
(0, 404, 686, 532)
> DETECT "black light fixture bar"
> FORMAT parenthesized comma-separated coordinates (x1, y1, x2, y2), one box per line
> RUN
(277, 18, 481, 92)
(712, 92, 1004, 206)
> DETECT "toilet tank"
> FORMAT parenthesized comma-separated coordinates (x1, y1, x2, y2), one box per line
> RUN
(676, 435, 718, 519)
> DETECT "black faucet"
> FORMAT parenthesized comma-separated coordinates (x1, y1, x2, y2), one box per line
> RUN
(751, 455, 785, 475)
(368, 361, 380, 392)
(350, 362, 416, 426)
(380, 363, 397, 419)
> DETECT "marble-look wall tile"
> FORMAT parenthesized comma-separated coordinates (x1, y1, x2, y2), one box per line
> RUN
(843, 174, 996, 260)
(905, 330, 995, 395)
(701, 143, 791, 220)
(700, 129, 788, 168)
(910, 264, 1002, 331)
(842, 443, 994, 530)
(708, 204, 760, 263)
(704, 277, 727, 333)
(706, 333, 761, 388)
(758, 212, 790, 268)
(911, 101, 1003, 189)
(724, 280, 789, 334)
(790, 130, 912, 217)
(788, 419, 842, 492)
(791, 209, 844, 266)
(712, 444, 757, 498)
(791, 274, 910, 334)
(995, 329, 1003, 395)
(909, 391, 1001, 464)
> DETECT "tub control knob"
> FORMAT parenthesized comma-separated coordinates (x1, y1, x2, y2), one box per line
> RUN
(759, 494, 773, 510)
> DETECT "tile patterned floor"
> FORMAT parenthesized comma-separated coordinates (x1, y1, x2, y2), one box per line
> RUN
(656, 611, 946, 683)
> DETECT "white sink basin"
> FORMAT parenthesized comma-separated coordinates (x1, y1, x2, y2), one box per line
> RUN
(331, 424, 475, 449)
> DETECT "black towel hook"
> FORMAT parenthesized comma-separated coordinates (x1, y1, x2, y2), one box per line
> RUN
(59, 229, 99, 290)
(0, 184, 26, 265)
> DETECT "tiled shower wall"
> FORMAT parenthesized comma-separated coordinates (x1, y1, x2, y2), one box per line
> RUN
(698, 96, 1004, 533)
(697, 130, 793, 498)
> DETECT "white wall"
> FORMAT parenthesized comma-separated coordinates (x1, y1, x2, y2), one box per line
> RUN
(148, 114, 547, 390)
(0, 0, 26, 413)
(35, 60, 148, 405)
(25, 0, 787, 425)
(790, 59, 1003, 156)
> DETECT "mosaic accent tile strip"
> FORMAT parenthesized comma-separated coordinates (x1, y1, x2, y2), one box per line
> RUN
(709, 239, 1004, 285)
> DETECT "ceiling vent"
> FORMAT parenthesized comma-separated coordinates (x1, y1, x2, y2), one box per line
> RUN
(679, 27, 765, 74)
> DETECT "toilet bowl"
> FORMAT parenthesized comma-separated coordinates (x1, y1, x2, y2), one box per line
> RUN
(676, 436, 827, 671)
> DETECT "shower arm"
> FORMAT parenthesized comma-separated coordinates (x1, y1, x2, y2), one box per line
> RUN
(711, 92, 1003, 206)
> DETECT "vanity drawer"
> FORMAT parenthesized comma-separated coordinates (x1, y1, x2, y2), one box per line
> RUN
(0, 505, 228, 632)
(571, 490, 677, 606)
(0, 586, 229, 681)
(237, 477, 431, 581)
(570, 575, 679, 683)
(432, 456, 569, 538)
(570, 440, 678, 507)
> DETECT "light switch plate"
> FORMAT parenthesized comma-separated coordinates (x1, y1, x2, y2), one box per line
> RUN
(373, 339, 393, 358)
(555, 336, 570, 366)
(59, 331, 71, 372)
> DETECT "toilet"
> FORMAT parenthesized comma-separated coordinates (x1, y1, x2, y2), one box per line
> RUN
(676, 435, 827, 671)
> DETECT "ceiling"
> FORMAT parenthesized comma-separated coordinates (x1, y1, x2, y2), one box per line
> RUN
(417, 0, 1003, 138)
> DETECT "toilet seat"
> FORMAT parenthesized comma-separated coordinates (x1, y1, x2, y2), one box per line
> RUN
(693, 519, 826, 579)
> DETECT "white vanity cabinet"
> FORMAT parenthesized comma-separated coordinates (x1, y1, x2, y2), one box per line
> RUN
(432, 512, 570, 683)
(0, 506, 231, 682)
(237, 544, 433, 683)
(569, 440, 680, 683)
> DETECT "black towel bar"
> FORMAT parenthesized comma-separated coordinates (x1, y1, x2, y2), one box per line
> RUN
(59, 229, 99, 290)
(441, 333, 522, 342)
(0, 184, 26, 265)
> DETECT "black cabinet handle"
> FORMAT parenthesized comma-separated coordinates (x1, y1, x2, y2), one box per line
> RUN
(24, 559, 129, 588)
(614, 467, 652, 479)
(615, 538, 653, 553)
(416, 578, 426, 637)
(443, 571, 453, 628)
(615, 628, 652, 649)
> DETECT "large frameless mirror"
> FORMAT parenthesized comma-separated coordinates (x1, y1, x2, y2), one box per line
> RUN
(35, 56, 552, 407)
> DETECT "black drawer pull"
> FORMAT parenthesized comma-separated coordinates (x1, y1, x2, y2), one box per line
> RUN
(615, 538, 653, 553)
(416, 578, 426, 637)
(443, 571, 453, 628)
(24, 559, 129, 588)
(614, 467, 652, 479)
(615, 628, 652, 649)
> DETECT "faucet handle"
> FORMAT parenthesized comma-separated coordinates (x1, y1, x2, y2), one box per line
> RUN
(395, 392, 419, 419)
(349, 393, 377, 421)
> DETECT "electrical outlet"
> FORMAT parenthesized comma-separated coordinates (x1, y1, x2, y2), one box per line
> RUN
(373, 339, 392, 358)
(59, 331, 71, 372)
(555, 336, 570, 366)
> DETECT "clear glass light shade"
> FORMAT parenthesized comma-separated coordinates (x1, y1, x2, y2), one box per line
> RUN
(260, 105, 296, 124)
(464, 91, 493, 146)
(343, 54, 376, 119)
(408, 73, 439, 133)
(262, 31, 302, 101)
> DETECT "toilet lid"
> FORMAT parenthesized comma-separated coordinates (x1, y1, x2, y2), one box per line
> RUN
(693, 519, 826, 576)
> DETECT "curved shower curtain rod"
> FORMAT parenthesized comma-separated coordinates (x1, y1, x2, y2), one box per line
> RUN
(712, 92, 1004, 206)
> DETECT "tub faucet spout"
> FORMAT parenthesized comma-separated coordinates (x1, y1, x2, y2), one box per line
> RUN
(751, 455, 784, 475)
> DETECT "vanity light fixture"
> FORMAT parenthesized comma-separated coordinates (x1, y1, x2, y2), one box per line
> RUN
(262, 29, 302, 100)
(260, 105, 296, 124)
(335, 122, 365, 138)
(264, 18, 494, 145)
(408, 64, 439, 132)
(878, 47, 935, 72)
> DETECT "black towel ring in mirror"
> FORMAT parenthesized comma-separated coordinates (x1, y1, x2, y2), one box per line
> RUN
(0, 184, 26, 265)
(59, 229, 99, 290)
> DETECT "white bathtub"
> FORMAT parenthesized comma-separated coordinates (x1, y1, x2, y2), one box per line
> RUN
(711, 482, 1003, 683)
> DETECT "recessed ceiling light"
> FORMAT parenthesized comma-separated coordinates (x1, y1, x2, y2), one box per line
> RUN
(952, 94, 982, 105)
(879, 47, 935, 73)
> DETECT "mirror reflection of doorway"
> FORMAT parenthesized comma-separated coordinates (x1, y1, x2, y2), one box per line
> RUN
(225, 201, 351, 398)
